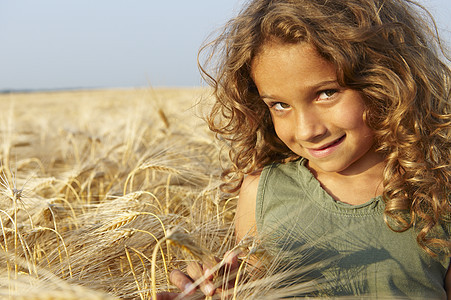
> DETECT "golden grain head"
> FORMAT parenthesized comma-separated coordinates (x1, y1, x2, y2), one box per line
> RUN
(96, 212, 140, 232)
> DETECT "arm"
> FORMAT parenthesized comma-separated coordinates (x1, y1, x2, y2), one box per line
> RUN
(235, 173, 266, 272)
(235, 173, 261, 242)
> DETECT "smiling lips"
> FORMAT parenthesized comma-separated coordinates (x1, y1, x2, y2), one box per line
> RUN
(307, 135, 346, 158)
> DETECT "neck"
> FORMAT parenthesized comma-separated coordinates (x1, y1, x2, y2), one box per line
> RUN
(308, 155, 386, 205)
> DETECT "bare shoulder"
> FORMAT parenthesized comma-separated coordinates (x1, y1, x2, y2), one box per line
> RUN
(235, 172, 261, 242)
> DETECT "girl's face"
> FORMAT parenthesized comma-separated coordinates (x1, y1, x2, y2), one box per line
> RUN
(251, 41, 382, 176)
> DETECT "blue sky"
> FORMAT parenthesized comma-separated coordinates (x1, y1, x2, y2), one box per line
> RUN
(0, 0, 449, 91)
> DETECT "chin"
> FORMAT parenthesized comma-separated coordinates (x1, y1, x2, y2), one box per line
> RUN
(306, 158, 353, 174)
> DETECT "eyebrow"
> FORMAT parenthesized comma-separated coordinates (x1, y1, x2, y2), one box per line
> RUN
(259, 79, 339, 100)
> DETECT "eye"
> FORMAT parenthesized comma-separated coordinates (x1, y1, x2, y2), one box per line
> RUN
(318, 89, 338, 101)
(271, 102, 291, 111)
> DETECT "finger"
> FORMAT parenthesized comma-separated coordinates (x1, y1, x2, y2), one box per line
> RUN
(169, 269, 195, 295)
(201, 256, 221, 281)
(223, 249, 240, 270)
(187, 262, 216, 296)
(220, 250, 242, 289)
(203, 251, 238, 280)
(186, 262, 203, 280)
(153, 292, 180, 300)
(202, 263, 215, 281)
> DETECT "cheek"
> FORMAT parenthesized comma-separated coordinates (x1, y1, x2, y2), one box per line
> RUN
(344, 112, 376, 148)
(272, 119, 304, 154)
(336, 105, 367, 131)
(272, 118, 292, 143)
(337, 92, 368, 129)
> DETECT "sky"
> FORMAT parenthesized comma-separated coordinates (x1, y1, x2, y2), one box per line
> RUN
(0, 0, 450, 91)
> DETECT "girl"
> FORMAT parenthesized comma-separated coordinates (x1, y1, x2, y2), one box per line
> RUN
(161, 0, 451, 298)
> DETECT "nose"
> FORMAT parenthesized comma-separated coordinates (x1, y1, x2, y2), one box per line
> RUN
(294, 108, 327, 142)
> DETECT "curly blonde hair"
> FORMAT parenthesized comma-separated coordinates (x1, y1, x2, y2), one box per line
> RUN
(199, 0, 450, 256)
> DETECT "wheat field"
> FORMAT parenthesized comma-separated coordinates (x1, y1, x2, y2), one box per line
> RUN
(0, 88, 323, 300)
(0, 88, 236, 299)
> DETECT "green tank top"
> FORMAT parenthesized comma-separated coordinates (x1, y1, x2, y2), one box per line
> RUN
(256, 158, 449, 299)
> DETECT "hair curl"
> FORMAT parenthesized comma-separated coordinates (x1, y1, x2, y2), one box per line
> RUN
(198, 0, 450, 256)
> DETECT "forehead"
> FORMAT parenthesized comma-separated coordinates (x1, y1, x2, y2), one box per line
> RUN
(250, 41, 337, 93)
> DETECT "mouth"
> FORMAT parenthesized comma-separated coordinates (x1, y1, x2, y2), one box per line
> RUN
(307, 135, 346, 158)
(315, 135, 346, 150)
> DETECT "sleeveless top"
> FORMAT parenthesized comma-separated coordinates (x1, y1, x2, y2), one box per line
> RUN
(255, 158, 449, 299)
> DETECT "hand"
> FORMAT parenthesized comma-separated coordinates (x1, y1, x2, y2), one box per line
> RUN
(156, 249, 240, 299)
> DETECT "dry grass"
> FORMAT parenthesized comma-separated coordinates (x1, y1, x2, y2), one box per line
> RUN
(0, 88, 329, 299)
